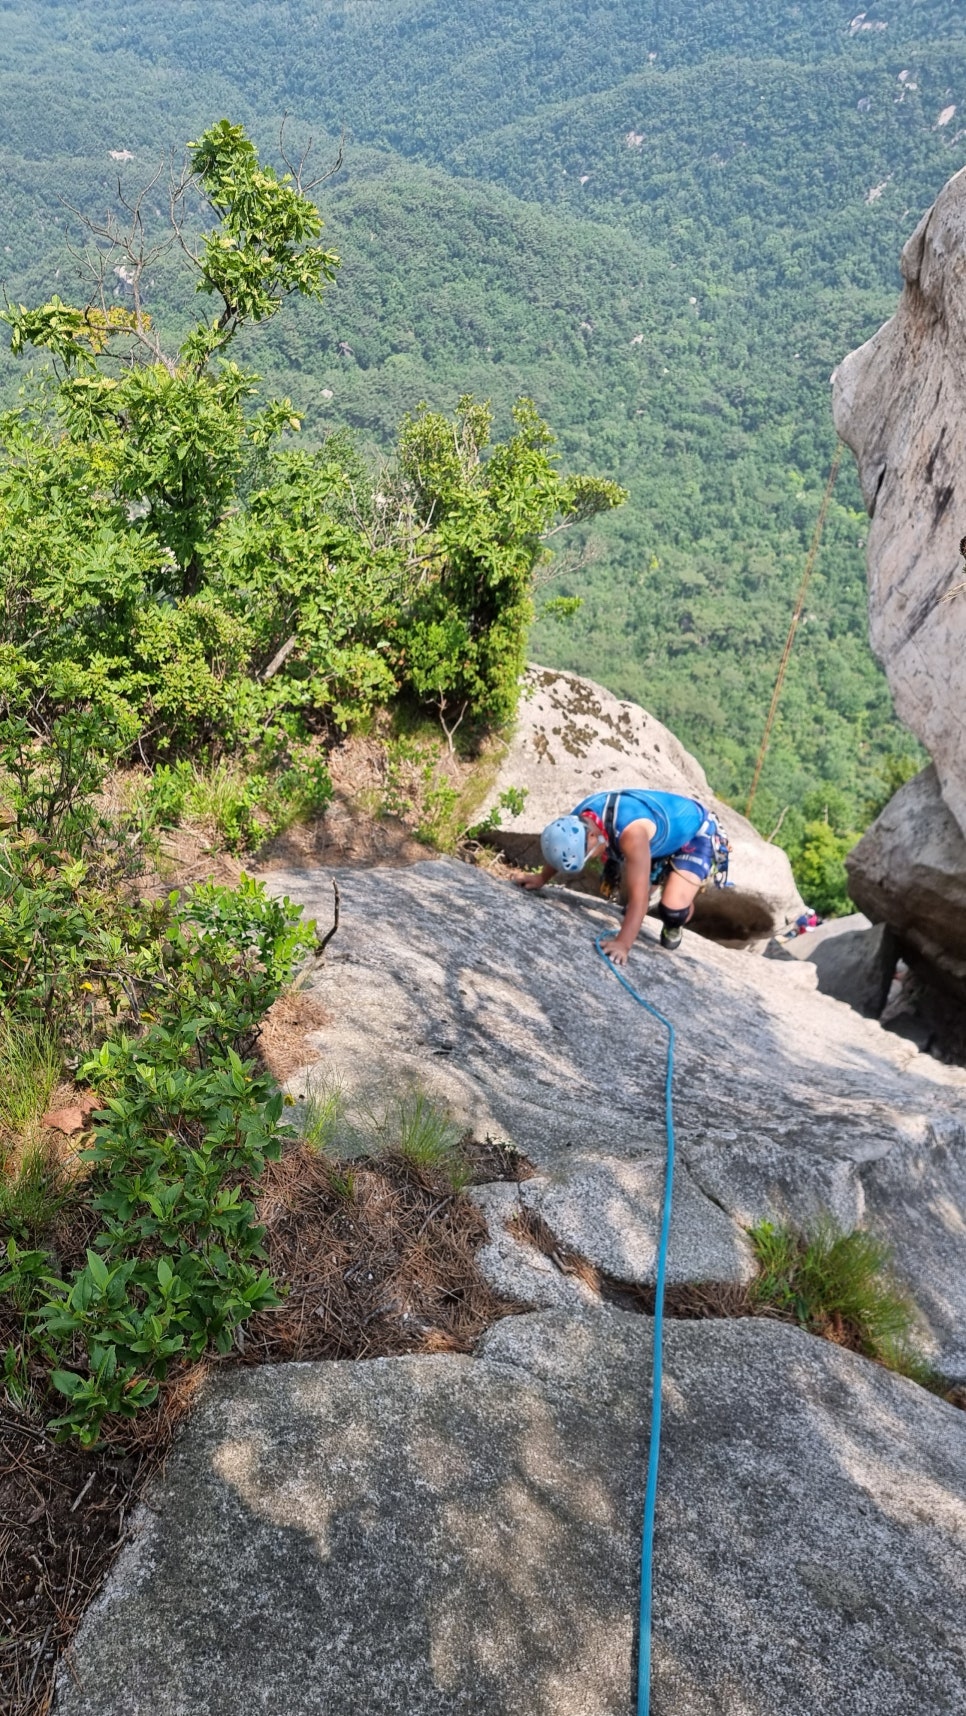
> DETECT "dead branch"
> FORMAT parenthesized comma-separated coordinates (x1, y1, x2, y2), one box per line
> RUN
(437, 695, 468, 754)
(767, 805, 790, 843)
(316, 879, 341, 955)
(260, 634, 299, 682)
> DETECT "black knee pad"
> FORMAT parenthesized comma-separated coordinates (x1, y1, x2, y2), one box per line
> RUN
(657, 902, 690, 930)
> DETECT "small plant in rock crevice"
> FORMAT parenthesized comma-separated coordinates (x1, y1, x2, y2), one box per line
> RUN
(392, 1090, 470, 1189)
(300, 1079, 347, 1155)
(748, 1217, 936, 1386)
(295, 1077, 471, 1193)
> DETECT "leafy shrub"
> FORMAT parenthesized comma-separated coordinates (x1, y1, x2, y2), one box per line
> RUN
(788, 820, 857, 918)
(1, 877, 314, 1444)
(396, 396, 625, 732)
(0, 693, 318, 1441)
(3, 134, 624, 760)
(467, 785, 529, 838)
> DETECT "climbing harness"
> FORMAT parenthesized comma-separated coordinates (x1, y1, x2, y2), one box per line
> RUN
(594, 932, 676, 1716)
(595, 792, 732, 899)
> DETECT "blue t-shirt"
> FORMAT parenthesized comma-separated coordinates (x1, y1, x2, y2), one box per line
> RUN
(573, 790, 705, 860)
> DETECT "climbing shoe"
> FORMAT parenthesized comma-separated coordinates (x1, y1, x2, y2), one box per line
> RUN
(659, 923, 683, 951)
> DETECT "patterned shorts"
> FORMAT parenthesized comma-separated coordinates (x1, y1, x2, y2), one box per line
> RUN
(666, 816, 719, 885)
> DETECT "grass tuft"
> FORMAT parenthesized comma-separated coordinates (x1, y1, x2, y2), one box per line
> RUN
(749, 1217, 935, 1386)
(390, 1090, 470, 1189)
(0, 1020, 60, 1149)
(300, 1079, 347, 1155)
(0, 1144, 76, 1243)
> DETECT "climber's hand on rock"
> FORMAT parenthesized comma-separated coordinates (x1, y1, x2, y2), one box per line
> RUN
(515, 863, 555, 891)
(600, 936, 630, 966)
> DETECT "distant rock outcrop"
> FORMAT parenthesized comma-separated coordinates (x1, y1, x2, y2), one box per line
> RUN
(477, 666, 806, 937)
(832, 167, 966, 836)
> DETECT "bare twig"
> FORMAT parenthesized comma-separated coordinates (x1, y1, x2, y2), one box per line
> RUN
(767, 805, 790, 843)
(259, 634, 299, 683)
(437, 695, 468, 754)
(69, 1471, 96, 1515)
(316, 879, 341, 956)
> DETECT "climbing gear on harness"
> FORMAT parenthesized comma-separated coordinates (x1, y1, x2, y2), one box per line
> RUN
(595, 792, 732, 898)
(594, 933, 676, 1716)
(540, 815, 588, 874)
(597, 793, 627, 898)
(708, 820, 731, 888)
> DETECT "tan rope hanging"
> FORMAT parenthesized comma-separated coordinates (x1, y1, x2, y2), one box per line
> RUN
(745, 442, 844, 820)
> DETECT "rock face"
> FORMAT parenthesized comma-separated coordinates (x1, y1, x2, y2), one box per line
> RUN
(55, 859, 966, 1713)
(847, 765, 966, 998)
(831, 168, 966, 836)
(776, 913, 898, 1018)
(477, 666, 805, 935)
(56, 1314, 966, 1716)
(267, 861, 966, 1378)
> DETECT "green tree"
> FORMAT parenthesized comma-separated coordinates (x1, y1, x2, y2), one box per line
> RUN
(792, 820, 857, 918)
(396, 396, 624, 731)
(0, 124, 624, 760)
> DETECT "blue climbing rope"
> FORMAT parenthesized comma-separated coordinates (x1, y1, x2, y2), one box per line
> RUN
(593, 933, 676, 1716)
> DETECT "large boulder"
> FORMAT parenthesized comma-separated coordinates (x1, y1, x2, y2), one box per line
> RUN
(266, 860, 966, 1378)
(56, 1314, 966, 1716)
(847, 764, 966, 999)
(831, 168, 966, 837)
(477, 666, 805, 936)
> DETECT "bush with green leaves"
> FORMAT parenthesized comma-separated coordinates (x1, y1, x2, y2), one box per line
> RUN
(774, 788, 861, 917)
(0, 684, 318, 1441)
(1, 876, 314, 1443)
(396, 396, 624, 731)
(0, 123, 624, 772)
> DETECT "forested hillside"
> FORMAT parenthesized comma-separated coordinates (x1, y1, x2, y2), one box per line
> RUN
(2, 0, 965, 849)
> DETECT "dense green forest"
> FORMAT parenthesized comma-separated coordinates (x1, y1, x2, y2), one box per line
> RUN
(2, 0, 965, 851)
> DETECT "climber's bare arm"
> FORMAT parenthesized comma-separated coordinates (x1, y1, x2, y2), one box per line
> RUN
(599, 820, 654, 966)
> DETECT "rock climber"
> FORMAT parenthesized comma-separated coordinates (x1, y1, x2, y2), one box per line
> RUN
(515, 788, 729, 962)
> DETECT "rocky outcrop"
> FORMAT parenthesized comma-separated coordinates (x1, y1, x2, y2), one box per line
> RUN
(55, 858, 966, 1712)
(266, 861, 966, 1377)
(831, 169, 966, 837)
(847, 766, 966, 1000)
(775, 913, 898, 1018)
(57, 1314, 966, 1716)
(477, 666, 805, 937)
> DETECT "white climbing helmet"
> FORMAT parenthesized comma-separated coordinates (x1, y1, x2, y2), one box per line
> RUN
(540, 815, 588, 874)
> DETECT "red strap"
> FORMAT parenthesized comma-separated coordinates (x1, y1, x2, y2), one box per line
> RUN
(580, 809, 612, 849)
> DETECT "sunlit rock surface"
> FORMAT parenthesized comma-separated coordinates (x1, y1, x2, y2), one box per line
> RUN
(57, 1315, 966, 1716)
(261, 861, 966, 1378)
(55, 858, 966, 1714)
(832, 169, 966, 835)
